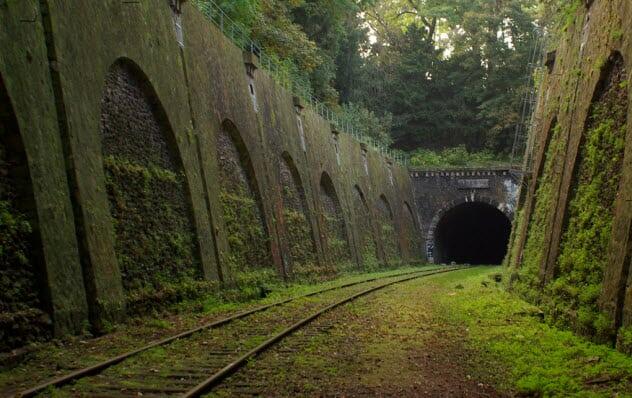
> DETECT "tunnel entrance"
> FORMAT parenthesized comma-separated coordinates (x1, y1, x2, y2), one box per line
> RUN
(433, 202, 511, 265)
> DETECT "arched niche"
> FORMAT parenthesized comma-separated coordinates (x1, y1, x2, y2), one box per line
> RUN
(353, 185, 379, 268)
(319, 172, 351, 265)
(217, 119, 272, 273)
(0, 73, 51, 349)
(279, 152, 317, 275)
(100, 58, 201, 309)
(378, 194, 399, 263)
(402, 201, 420, 258)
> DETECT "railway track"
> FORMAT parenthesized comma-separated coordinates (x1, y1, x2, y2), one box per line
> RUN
(17, 266, 463, 398)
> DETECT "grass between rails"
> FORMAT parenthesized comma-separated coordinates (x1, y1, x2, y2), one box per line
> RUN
(0, 263, 433, 395)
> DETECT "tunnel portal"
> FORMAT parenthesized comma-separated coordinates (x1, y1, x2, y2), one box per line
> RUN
(434, 202, 511, 265)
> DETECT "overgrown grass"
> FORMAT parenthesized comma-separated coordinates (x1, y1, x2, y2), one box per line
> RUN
(436, 268, 632, 397)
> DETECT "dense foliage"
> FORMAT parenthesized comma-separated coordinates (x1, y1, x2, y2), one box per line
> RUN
(204, 0, 541, 157)
(409, 145, 509, 168)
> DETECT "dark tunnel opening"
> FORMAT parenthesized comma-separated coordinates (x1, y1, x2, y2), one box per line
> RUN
(434, 202, 511, 265)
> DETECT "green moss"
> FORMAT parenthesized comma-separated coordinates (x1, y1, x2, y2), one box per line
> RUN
(504, 208, 524, 271)
(324, 213, 352, 268)
(512, 123, 563, 302)
(284, 208, 321, 275)
(380, 221, 401, 266)
(361, 238, 380, 271)
(220, 188, 273, 276)
(0, 145, 50, 350)
(611, 29, 624, 42)
(279, 179, 322, 279)
(545, 81, 627, 341)
(104, 155, 203, 313)
(616, 327, 632, 355)
(560, 0, 583, 33)
(436, 268, 632, 397)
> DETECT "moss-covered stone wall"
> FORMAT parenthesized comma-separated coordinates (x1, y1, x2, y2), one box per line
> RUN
(0, 0, 421, 348)
(100, 60, 205, 313)
(507, 0, 632, 353)
(319, 173, 353, 270)
(217, 120, 273, 279)
(278, 154, 320, 278)
(352, 186, 380, 270)
(377, 194, 401, 266)
(0, 76, 51, 350)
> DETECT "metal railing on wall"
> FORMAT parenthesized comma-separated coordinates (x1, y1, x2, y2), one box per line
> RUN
(193, 0, 409, 166)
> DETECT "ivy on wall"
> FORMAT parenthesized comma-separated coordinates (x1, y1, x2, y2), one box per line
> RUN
(104, 156, 204, 312)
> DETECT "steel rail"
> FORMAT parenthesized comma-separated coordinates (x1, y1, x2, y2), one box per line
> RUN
(17, 266, 443, 397)
(182, 267, 463, 397)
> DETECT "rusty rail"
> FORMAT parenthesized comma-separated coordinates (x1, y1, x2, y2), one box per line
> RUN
(17, 266, 448, 397)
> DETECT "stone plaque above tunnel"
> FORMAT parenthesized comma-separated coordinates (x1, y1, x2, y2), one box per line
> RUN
(457, 179, 490, 190)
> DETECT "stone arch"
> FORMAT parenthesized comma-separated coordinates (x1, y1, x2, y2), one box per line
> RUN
(552, 51, 628, 337)
(403, 201, 418, 230)
(352, 185, 379, 268)
(217, 119, 272, 273)
(278, 151, 317, 275)
(0, 73, 51, 349)
(100, 58, 202, 308)
(319, 172, 351, 265)
(426, 196, 513, 264)
(377, 194, 399, 263)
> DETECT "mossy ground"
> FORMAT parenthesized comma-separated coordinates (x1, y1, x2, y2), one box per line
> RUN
(0, 264, 430, 396)
(439, 268, 632, 397)
(211, 267, 632, 397)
